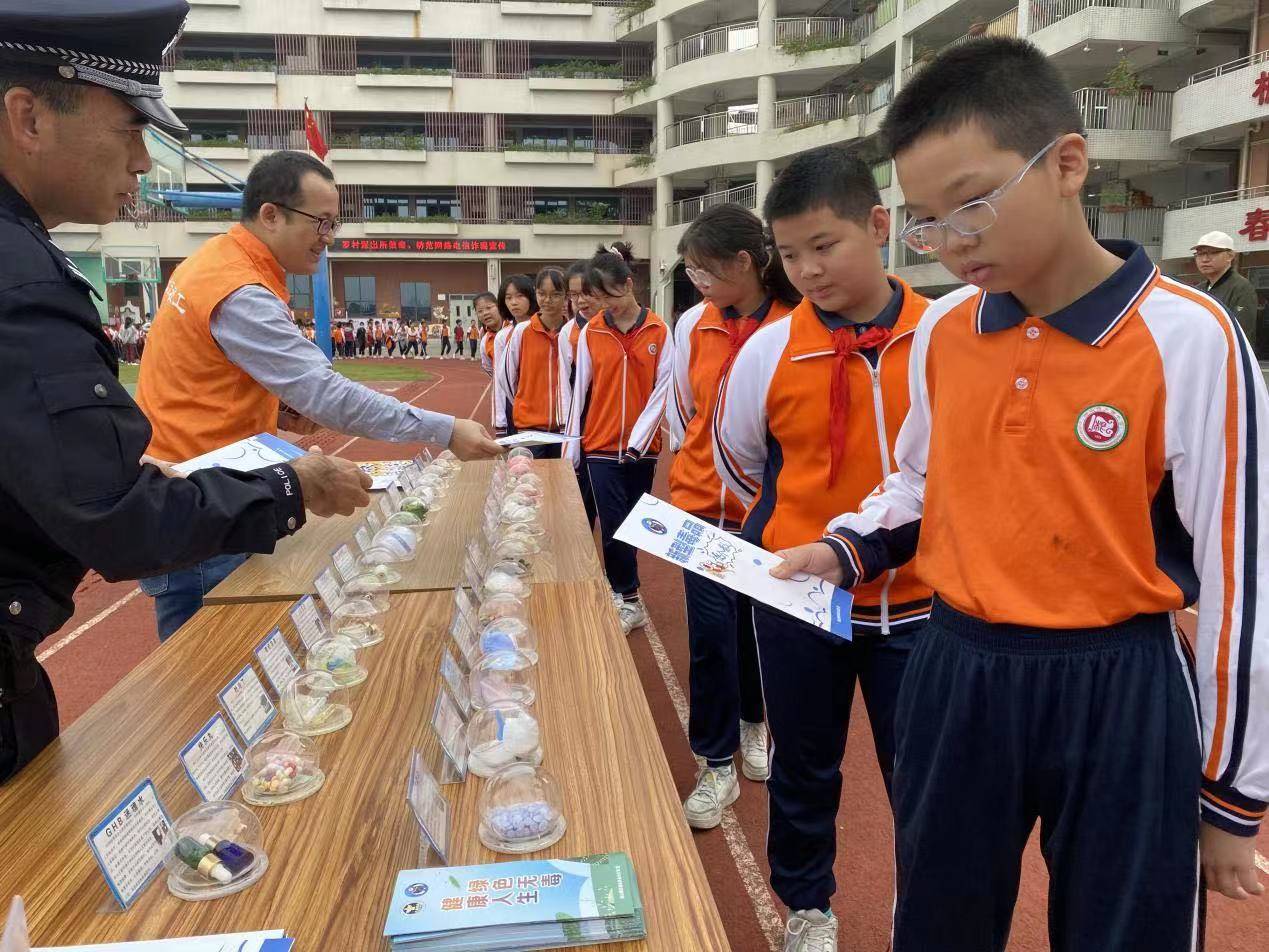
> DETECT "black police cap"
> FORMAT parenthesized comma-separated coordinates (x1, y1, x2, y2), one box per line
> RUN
(0, 0, 189, 135)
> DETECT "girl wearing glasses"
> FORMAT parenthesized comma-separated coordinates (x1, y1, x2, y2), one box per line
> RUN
(564, 243, 672, 635)
(494, 267, 571, 459)
(559, 260, 600, 530)
(668, 203, 800, 830)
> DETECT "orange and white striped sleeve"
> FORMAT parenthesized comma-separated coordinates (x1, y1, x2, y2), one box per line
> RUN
(563, 324, 594, 469)
(711, 317, 787, 510)
(624, 322, 674, 462)
(669, 303, 706, 452)
(1143, 278, 1269, 836)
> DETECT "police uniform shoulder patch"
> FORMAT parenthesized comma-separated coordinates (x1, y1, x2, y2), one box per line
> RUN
(1076, 404, 1127, 451)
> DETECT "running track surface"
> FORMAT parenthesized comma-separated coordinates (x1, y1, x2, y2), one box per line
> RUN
(44, 358, 1269, 951)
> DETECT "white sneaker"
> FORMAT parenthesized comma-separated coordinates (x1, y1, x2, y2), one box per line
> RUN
(784, 909, 838, 952)
(739, 720, 769, 781)
(683, 762, 739, 829)
(616, 596, 648, 634)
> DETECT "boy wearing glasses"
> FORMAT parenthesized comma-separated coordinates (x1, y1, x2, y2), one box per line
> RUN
(775, 39, 1268, 950)
(713, 146, 931, 950)
(138, 151, 501, 638)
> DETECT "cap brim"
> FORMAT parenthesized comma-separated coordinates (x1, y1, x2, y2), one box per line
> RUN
(124, 94, 186, 135)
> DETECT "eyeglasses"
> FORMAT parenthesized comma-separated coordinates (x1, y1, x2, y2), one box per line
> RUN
(685, 266, 717, 290)
(537, 291, 565, 303)
(898, 136, 1063, 255)
(275, 203, 342, 237)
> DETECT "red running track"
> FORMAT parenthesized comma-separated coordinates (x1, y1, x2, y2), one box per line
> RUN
(40, 357, 1268, 951)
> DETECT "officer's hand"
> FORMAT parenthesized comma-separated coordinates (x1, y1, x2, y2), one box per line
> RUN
(769, 542, 845, 586)
(139, 454, 182, 478)
(448, 418, 504, 460)
(1201, 822, 1265, 901)
(290, 448, 372, 517)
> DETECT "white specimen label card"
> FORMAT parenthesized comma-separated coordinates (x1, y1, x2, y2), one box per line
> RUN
(615, 495, 855, 640)
(439, 647, 471, 717)
(218, 665, 276, 746)
(430, 688, 468, 781)
(367, 508, 383, 533)
(314, 567, 344, 612)
(288, 595, 328, 650)
(179, 713, 245, 802)
(386, 481, 403, 509)
(407, 748, 450, 863)
(254, 627, 301, 696)
(377, 494, 394, 520)
(354, 523, 373, 554)
(332, 543, 361, 584)
(85, 779, 173, 909)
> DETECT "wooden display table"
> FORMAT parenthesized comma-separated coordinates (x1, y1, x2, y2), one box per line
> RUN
(0, 582, 728, 950)
(205, 459, 602, 605)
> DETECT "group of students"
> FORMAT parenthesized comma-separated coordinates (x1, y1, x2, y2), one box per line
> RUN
(484, 39, 1268, 952)
(329, 318, 481, 359)
(103, 319, 146, 364)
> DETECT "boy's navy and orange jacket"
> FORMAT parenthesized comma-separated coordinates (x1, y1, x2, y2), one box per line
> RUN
(564, 307, 672, 467)
(669, 298, 793, 526)
(825, 242, 1269, 835)
(714, 278, 933, 633)
(493, 314, 569, 436)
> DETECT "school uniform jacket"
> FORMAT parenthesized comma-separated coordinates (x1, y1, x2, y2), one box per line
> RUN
(714, 278, 933, 633)
(670, 298, 793, 526)
(558, 312, 590, 389)
(564, 308, 672, 468)
(481, 330, 497, 375)
(824, 241, 1269, 835)
(489, 324, 515, 427)
(494, 314, 570, 437)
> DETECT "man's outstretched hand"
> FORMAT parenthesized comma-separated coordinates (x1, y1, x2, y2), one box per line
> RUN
(290, 447, 372, 517)
(448, 418, 504, 460)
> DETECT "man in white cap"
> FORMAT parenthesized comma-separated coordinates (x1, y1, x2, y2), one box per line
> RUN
(1193, 230, 1259, 348)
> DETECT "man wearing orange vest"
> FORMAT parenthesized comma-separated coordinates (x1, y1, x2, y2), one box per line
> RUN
(137, 151, 501, 639)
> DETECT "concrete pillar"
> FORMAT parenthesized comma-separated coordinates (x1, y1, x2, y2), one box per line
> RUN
(1016, 0, 1029, 38)
(656, 96, 674, 151)
(756, 160, 774, 212)
(758, 0, 777, 49)
(758, 73, 776, 132)
(654, 173, 675, 317)
(656, 17, 673, 76)
(487, 259, 501, 294)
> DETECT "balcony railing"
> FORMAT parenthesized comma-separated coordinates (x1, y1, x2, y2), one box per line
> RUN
(665, 21, 758, 69)
(846, 0, 898, 43)
(664, 108, 759, 148)
(774, 93, 855, 129)
(330, 133, 428, 151)
(873, 162, 892, 190)
(1083, 206, 1165, 245)
(1169, 185, 1269, 210)
(668, 183, 757, 227)
(1029, 0, 1175, 35)
(1187, 49, 1269, 86)
(1073, 88, 1172, 131)
(774, 16, 851, 51)
(904, 9, 1018, 82)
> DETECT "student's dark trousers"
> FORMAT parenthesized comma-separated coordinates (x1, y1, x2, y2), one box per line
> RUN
(685, 569, 763, 765)
(585, 456, 655, 597)
(754, 602, 918, 912)
(891, 598, 1202, 952)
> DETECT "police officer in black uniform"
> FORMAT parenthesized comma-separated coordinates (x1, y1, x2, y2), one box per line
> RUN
(0, 0, 372, 783)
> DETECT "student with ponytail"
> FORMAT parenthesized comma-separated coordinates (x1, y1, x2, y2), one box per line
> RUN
(668, 204, 800, 830)
(564, 243, 672, 633)
(559, 259, 600, 528)
(494, 267, 571, 458)
(490, 274, 537, 430)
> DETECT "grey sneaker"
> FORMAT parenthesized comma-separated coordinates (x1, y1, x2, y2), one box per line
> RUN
(784, 909, 838, 952)
(683, 762, 739, 830)
(739, 720, 769, 781)
(616, 595, 648, 634)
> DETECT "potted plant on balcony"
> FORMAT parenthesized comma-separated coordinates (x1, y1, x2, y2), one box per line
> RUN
(1105, 58, 1140, 130)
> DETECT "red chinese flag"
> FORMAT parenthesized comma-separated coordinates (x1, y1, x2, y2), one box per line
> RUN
(304, 102, 328, 160)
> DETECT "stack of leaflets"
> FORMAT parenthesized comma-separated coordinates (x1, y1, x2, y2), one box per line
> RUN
(382, 852, 644, 951)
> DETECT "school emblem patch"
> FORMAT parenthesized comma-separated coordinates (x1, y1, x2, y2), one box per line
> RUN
(648, 343, 657, 355)
(1076, 404, 1127, 451)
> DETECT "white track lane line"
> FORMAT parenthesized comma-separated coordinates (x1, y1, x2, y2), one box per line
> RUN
(641, 616, 785, 952)
(469, 380, 492, 423)
(1256, 851, 1269, 875)
(37, 587, 142, 663)
(329, 372, 447, 457)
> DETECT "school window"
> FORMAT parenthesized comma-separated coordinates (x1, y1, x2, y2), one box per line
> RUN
(401, 282, 432, 321)
(363, 194, 411, 220)
(287, 274, 313, 311)
(344, 276, 376, 317)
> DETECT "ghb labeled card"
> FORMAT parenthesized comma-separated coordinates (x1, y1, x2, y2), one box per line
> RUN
(179, 713, 245, 802)
(86, 778, 173, 909)
(615, 494, 855, 640)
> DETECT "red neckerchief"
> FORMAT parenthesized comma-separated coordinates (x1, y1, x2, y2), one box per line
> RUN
(718, 315, 762, 385)
(827, 323, 893, 486)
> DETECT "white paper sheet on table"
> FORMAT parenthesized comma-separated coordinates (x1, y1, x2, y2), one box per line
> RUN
(615, 495, 854, 640)
(171, 434, 304, 476)
(495, 431, 579, 448)
(34, 929, 289, 951)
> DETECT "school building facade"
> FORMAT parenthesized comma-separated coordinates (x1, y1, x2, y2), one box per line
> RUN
(45, 0, 1269, 328)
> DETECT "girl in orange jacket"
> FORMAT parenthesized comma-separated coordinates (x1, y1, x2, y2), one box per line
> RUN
(495, 266, 571, 458)
(564, 244, 672, 634)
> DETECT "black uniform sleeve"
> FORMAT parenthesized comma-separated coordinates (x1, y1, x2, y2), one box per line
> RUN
(0, 278, 305, 582)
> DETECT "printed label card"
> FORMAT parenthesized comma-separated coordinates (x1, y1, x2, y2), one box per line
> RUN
(407, 748, 450, 864)
(218, 665, 277, 746)
(429, 689, 468, 783)
(288, 595, 328, 650)
(254, 627, 301, 696)
(179, 713, 245, 802)
(439, 647, 472, 717)
(86, 779, 173, 909)
(314, 567, 344, 613)
(331, 543, 361, 584)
